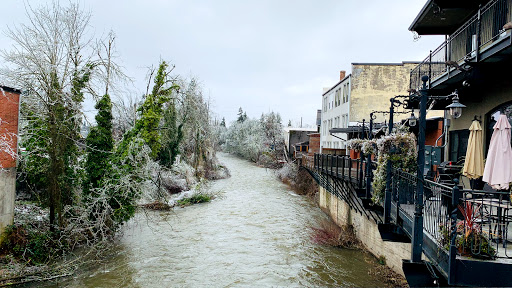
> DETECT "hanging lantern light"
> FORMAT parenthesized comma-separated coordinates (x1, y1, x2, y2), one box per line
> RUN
(408, 111, 417, 127)
(445, 91, 466, 119)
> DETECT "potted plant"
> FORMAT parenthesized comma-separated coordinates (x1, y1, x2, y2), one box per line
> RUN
(455, 202, 496, 259)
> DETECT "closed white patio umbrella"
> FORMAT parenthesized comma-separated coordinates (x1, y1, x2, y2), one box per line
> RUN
(482, 115, 512, 190)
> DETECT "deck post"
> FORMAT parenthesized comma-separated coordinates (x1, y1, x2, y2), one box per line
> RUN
(384, 100, 394, 223)
(336, 155, 339, 177)
(366, 115, 374, 198)
(411, 76, 428, 262)
(359, 119, 365, 189)
(448, 178, 460, 285)
(476, 5, 481, 62)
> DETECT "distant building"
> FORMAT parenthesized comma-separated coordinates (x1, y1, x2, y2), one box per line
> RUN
(320, 63, 443, 154)
(0, 86, 21, 241)
(283, 127, 317, 159)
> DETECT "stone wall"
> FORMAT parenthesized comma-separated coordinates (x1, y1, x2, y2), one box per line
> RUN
(318, 186, 413, 276)
(0, 168, 16, 239)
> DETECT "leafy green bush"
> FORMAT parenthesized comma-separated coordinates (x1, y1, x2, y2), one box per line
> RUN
(176, 194, 211, 206)
(0, 224, 56, 264)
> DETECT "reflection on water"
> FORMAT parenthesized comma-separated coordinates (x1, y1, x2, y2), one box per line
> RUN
(34, 153, 383, 287)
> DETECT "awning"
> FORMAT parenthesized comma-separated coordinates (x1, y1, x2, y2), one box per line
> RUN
(409, 0, 487, 35)
(329, 127, 369, 134)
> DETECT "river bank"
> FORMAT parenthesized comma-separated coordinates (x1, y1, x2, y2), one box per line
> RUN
(276, 161, 408, 287)
(13, 153, 384, 287)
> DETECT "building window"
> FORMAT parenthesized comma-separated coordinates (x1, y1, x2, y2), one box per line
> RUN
(335, 88, 341, 107)
(342, 83, 349, 104)
(449, 129, 470, 162)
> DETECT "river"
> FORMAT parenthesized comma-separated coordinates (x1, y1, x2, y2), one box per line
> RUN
(37, 153, 384, 287)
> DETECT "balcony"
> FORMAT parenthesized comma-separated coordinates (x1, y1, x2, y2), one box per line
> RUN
(410, 0, 512, 91)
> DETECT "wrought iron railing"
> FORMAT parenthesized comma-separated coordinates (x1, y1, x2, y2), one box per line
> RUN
(306, 152, 512, 263)
(410, 0, 512, 90)
(313, 153, 367, 191)
(460, 189, 512, 259)
(389, 167, 512, 260)
(390, 168, 454, 240)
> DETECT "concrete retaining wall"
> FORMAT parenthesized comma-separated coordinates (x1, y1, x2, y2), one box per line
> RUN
(0, 168, 16, 241)
(319, 186, 412, 276)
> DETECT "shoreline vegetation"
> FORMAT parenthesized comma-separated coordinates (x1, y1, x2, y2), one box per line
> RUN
(0, 2, 230, 285)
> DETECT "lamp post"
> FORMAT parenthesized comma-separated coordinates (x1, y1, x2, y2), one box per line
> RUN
(411, 76, 429, 262)
(366, 111, 392, 198)
(382, 78, 464, 227)
(383, 96, 410, 223)
(410, 76, 465, 262)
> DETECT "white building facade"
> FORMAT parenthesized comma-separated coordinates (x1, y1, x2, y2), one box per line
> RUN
(320, 72, 351, 151)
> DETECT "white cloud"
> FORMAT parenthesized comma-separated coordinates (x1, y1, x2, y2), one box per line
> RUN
(0, 0, 445, 127)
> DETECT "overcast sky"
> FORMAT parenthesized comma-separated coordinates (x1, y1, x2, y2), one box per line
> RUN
(0, 0, 444, 127)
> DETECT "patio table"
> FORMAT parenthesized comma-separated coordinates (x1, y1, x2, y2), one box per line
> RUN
(466, 198, 512, 248)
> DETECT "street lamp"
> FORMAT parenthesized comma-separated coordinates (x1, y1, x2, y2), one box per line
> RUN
(408, 112, 417, 127)
(411, 76, 465, 263)
(366, 111, 389, 198)
(445, 91, 466, 119)
(382, 75, 465, 264)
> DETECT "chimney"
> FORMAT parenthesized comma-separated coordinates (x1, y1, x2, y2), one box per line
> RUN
(339, 70, 346, 80)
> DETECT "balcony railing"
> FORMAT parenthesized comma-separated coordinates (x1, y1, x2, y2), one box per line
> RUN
(303, 151, 512, 285)
(312, 153, 368, 191)
(410, 0, 512, 90)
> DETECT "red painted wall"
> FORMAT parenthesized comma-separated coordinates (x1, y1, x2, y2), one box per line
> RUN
(0, 87, 20, 168)
(425, 119, 444, 146)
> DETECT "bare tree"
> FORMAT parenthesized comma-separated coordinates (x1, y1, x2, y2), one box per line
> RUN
(1, 2, 94, 228)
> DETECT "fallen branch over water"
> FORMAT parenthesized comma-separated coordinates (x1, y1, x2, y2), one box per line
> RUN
(140, 201, 172, 210)
(0, 240, 113, 287)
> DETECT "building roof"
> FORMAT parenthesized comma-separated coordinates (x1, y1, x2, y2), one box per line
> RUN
(329, 126, 369, 134)
(0, 85, 22, 94)
(322, 74, 351, 96)
(409, 0, 489, 35)
(283, 127, 318, 133)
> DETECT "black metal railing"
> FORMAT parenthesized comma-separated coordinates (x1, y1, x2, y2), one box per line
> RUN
(313, 153, 367, 191)
(410, 0, 512, 90)
(389, 167, 512, 260)
(390, 168, 453, 239)
(460, 189, 512, 259)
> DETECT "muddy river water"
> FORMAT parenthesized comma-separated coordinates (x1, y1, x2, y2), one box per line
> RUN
(37, 153, 384, 287)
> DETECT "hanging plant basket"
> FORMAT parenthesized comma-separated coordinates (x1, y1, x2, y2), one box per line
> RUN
(346, 138, 364, 152)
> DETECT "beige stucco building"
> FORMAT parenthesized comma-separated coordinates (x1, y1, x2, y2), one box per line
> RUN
(320, 62, 443, 153)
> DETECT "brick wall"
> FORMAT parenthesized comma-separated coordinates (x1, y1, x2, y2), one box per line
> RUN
(308, 133, 320, 155)
(0, 87, 20, 168)
(0, 86, 20, 242)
